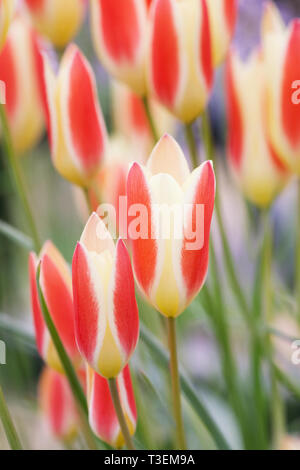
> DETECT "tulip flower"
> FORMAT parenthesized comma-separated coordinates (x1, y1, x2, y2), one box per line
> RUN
(0, 0, 15, 50)
(90, 0, 150, 95)
(72, 213, 139, 378)
(148, 0, 213, 123)
(127, 134, 215, 318)
(23, 0, 86, 48)
(206, 0, 237, 66)
(29, 241, 81, 372)
(262, 2, 300, 174)
(87, 365, 137, 448)
(226, 49, 290, 208)
(43, 44, 107, 187)
(0, 16, 45, 154)
(38, 367, 79, 443)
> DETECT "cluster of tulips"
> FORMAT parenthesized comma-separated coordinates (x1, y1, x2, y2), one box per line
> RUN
(0, 0, 300, 451)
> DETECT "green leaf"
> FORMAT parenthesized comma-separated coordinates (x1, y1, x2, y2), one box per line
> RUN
(0, 385, 23, 450)
(0, 220, 34, 251)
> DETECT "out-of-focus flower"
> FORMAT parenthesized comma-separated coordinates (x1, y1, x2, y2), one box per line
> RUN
(112, 81, 175, 156)
(262, 2, 300, 174)
(38, 367, 79, 443)
(43, 44, 107, 187)
(23, 0, 86, 48)
(29, 241, 81, 372)
(279, 435, 300, 450)
(225, 49, 290, 208)
(72, 213, 139, 378)
(90, 0, 150, 95)
(127, 134, 215, 318)
(206, 0, 237, 66)
(87, 365, 137, 448)
(147, 0, 213, 123)
(0, 0, 15, 50)
(0, 16, 45, 154)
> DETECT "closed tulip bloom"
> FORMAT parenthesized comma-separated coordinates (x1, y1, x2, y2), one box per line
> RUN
(43, 44, 107, 186)
(206, 0, 237, 66)
(148, 0, 213, 123)
(72, 213, 139, 378)
(90, 0, 150, 95)
(0, 0, 15, 50)
(262, 2, 300, 174)
(226, 49, 290, 208)
(127, 134, 215, 318)
(23, 0, 86, 48)
(29, 241, 81, 372)
(0, 16, 45, 154)
(38, 367, 79, 443)
(87, 365, 137, 448)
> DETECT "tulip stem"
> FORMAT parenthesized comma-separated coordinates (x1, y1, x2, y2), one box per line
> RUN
(184, 123, 198, 169)
(142, 96, 159, 142)
(167, 317, 187, 450)
(0, 385, 22, 450)
(108, 378, 135, 450)
(0, 104, 41, 253)
(296, 180, 300, 324)
(82, 187, 93, 214)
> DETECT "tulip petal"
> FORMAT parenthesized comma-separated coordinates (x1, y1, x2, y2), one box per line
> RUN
(29, 252, 48, 358)
(80, 212, 115, 256)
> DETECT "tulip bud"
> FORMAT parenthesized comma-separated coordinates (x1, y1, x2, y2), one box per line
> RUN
(226, 49, 290, 208)
(87, 365, 137, 448)
(23, 0, 86, 48)
(262, 2, 300, 174)
(148, 0, 213, 123)
(38, 367, 79, 443)
(29, 241, 81, 372)
(0, 16, 45, 154)
(43, 44, 107, 186)
(206, 0, 237, 66)
(127, 134, 215, 318)
(90, 0, 149, 95)
(72, 213, 139, 378)
(0, 0, 15, 50)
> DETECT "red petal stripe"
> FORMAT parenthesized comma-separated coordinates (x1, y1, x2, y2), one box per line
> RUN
(200, 0, 213, 89)
(0, 39, 17, 116)
(225, 0, 237, 33)
(28, 253, 46, 357)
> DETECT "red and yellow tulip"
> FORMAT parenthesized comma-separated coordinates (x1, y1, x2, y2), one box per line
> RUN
(87, 365, 137, 448)
(23, 0, 86, 48)
(90, 0, 150, 95)
(43, 44, 107, 187)
(72, 213, 139, 378)
(38, 367, 79, 443)
(262, 2, 300, 174)
(0, 16, 45, 154)
(206, 0, 237, 66)
(29, 241, 81, 372)
(0, 0, 15, 50)
(127, 134, 215, 318)
(226, 49, 290, 208)
(147, 0, 213, 123)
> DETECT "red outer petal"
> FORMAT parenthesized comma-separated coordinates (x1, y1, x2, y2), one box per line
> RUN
(31, 33, 50, 133)
(225, 0, 238, 33)
(127, 162, 158, 295)
(98, 0, 141, 63)
(200, 0, 213, 89)
(225, 54, 243, 170)
(113, 240, 139, 358)
(24, 0, 46, 13)
(151, 0, 180, 107)
(72, 243, 99, 363)
(120, 365, 137, 422)
(281, 20, 300, 149)
(40, 254, 77, 359)
(182, 161, 215, 298)
(0, 39, 17, 117)
(28, 253, 46, 357)
(68, 48, 105, 173)
(129, 92, 149, 134)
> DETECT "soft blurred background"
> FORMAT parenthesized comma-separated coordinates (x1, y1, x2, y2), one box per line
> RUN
(0, 0, 300, 450)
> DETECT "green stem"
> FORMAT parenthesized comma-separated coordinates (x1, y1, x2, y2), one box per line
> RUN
(108, 378, 135, 450)
(184, 123, 198, 169)
(167, 317, 187, 450)
(142, 96, 159, 142)
(83, 187, 93, 214)
(296, 180, 300, 324)
(0, 104, 41, 253)
(202, 111, 214, 161)
(0, 385, 22, 450)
